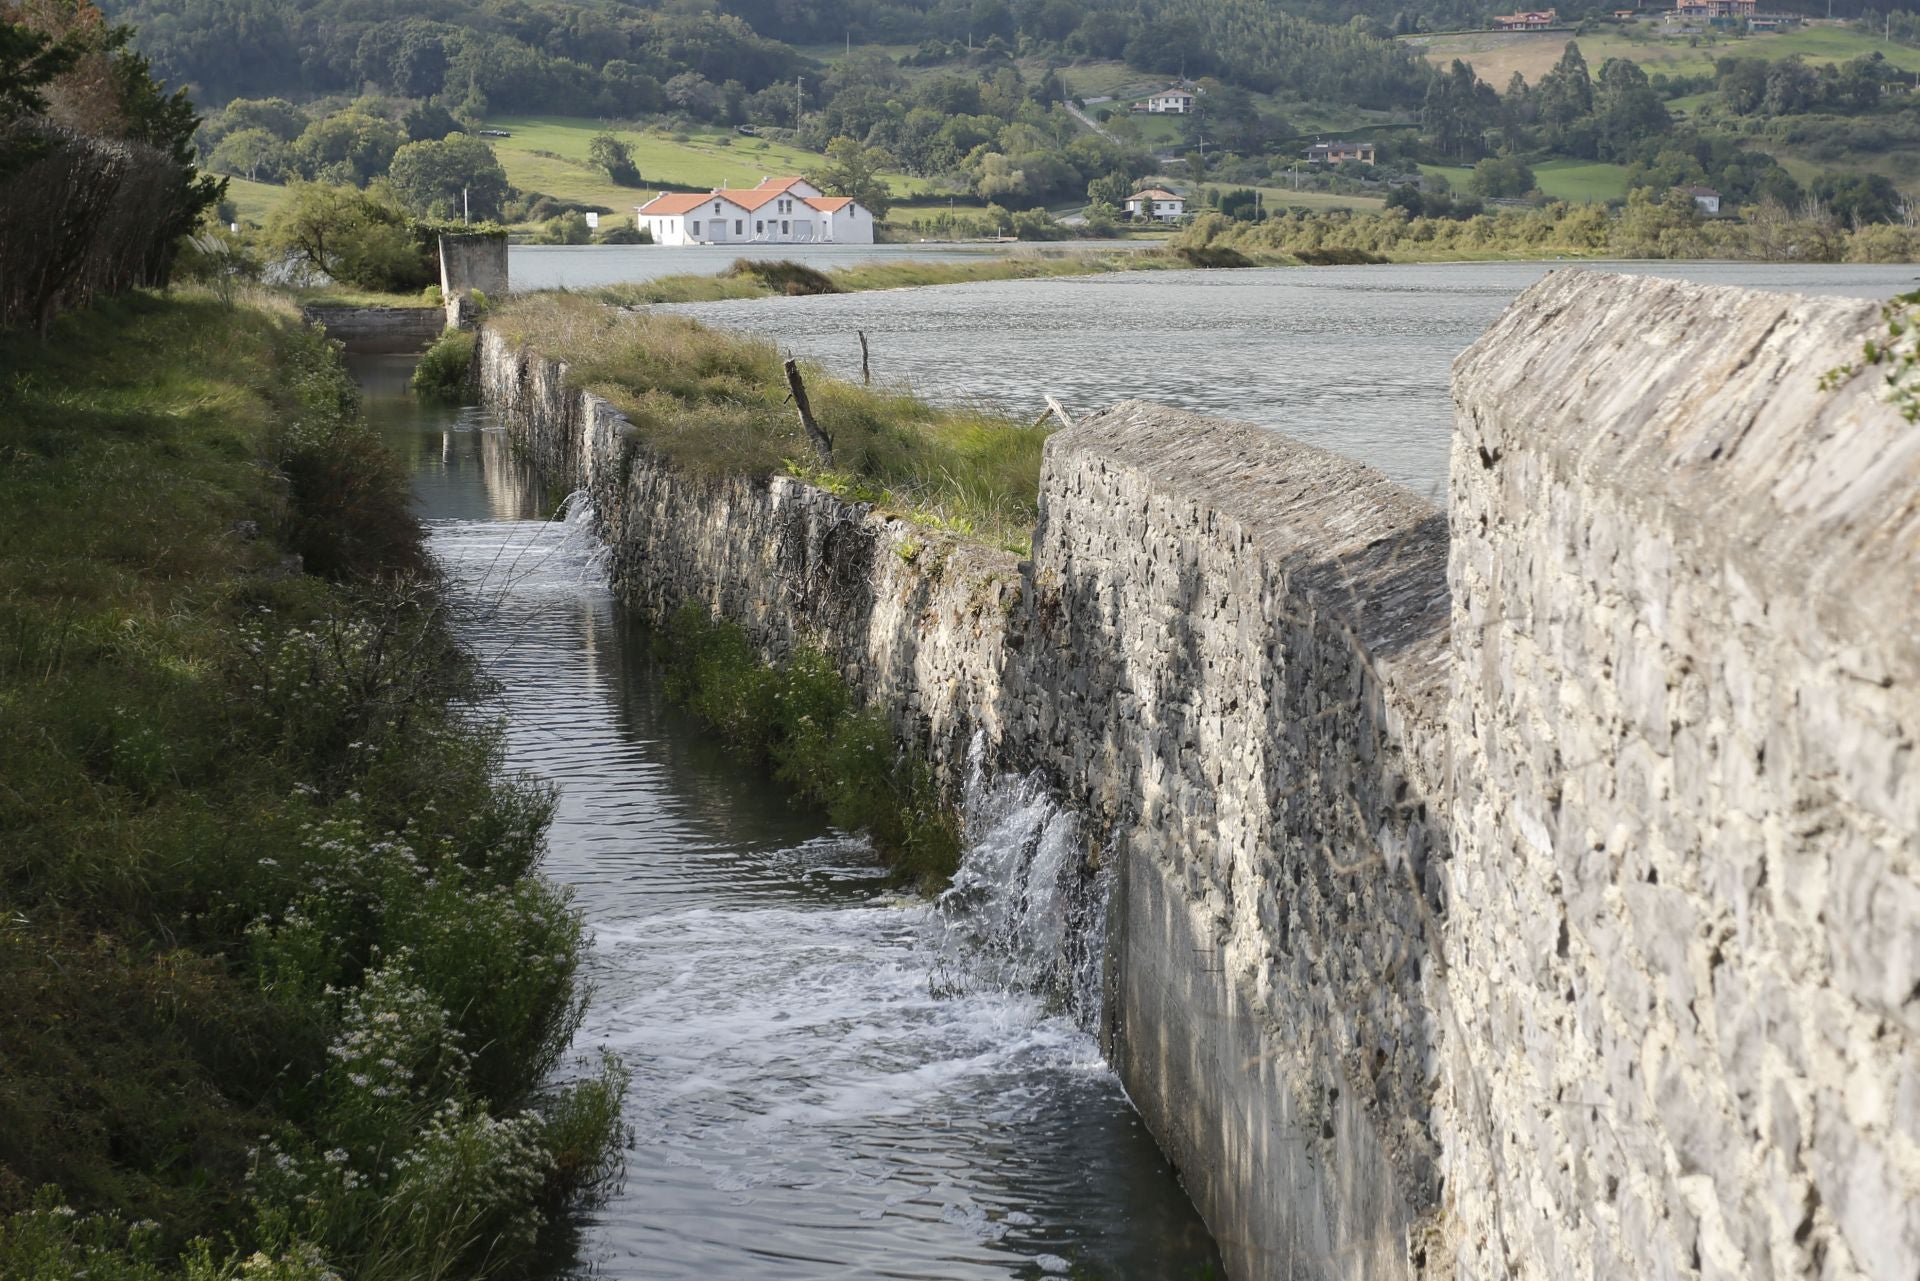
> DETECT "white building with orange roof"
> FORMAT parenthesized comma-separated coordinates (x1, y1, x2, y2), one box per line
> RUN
(634, 176, 875, 246)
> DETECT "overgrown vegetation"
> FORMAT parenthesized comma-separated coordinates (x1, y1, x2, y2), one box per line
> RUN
(0, 290, 621, 1279)
(1822, 288, 1920, 420)
(655, 606, 961, 885)
(490, 292, 1055, 551)
(412, 325, 475, 398)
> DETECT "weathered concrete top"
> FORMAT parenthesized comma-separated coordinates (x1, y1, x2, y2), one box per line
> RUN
(1455, 269, 1920, 676)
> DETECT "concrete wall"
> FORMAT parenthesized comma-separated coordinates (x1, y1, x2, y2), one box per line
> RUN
(438, 233, 508, 302)
(478, 271, 1920, 1281)
(1448, 271, 1920, 1281)
(303, 305, 445, 353)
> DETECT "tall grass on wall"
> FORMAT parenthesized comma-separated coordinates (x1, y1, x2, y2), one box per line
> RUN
(0, 122, 200, 333)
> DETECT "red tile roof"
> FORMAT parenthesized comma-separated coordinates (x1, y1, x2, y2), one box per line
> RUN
(635, 192, 711, 215)
(639, 179, 856, 218)
(804, 195, 854, 212)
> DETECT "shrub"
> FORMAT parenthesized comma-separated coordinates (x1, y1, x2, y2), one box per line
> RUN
(411, 329, 474, 400)
(721, 257, 841, 295)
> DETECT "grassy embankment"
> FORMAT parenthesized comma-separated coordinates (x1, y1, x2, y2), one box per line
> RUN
(480, 292, 1072, 883)
(0, 291, 620, 1280)
(1409, 23, 1920, 86)
(582, 247, 1220, 304)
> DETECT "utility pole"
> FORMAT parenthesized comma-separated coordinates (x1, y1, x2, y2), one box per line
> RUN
(795, 75, 804, 126)
(463, 186, 469, 223)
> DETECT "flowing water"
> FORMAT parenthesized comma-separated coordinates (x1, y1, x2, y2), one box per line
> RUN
(350, 260, 1915, 1278)
(353, 357, 1221, 1280)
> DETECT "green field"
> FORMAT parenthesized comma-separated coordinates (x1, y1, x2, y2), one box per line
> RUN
(1204, 182, 1388, 213)
(1421, 158, 1630, 203)
(224, 174, 294, 226)
(483, 116, 938, 223)
(1410, 22, 1920, 87)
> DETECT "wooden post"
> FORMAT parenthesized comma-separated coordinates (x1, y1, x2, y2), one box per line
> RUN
(783, 358, 834, 465)
(1044, 395, 1075, 429)
(858, 330, 871, 385)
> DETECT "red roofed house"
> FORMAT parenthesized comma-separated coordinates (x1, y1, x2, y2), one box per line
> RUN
(1492, 8, 1558, 27)
(634, 176, 874, 245)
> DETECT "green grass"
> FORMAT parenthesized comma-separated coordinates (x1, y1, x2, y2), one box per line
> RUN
(1419, 160, 1629, 203)
(290, 285, 441, 309)
(491, 293, 1061, 551)
(225, 175, 294, 227)
(481, 115, 937, 226)
(0, 288, 621, 1280)
(1209, 182, 1389, 213)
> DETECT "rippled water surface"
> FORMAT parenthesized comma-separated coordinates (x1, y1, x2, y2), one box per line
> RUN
(353, 356, 1220, 1280)
(662, 260, 1919, 498)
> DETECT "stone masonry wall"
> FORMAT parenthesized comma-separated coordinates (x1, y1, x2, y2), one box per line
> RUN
(1448, 271, 1920, 1281)
(478, 327, 1456, 1281)
(1019, 404, 1453, 1281)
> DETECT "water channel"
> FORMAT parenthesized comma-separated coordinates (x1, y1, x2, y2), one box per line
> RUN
(353, 260, 1916, 1278)
(353, 357, 1220, 1280)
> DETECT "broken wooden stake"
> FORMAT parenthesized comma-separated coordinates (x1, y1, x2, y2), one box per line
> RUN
(1043, 395, 1075, 430)
(783, 357, 834, 465)
(858, 330, 871, 385)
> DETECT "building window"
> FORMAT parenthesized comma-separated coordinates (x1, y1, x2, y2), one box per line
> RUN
(781, 220, 789, 234)
(713, 202, 722, 214)
(756, 220, 764, 233)
(735, 220, 743, 234)
(691, 220, 701, 236)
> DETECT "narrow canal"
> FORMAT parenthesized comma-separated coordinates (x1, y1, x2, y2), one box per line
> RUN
(349, 355, 1223, 1280)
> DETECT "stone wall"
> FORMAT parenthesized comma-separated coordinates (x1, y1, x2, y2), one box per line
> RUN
(1448, 271, 1920, 1281)
(478, 271, 1920, 1281)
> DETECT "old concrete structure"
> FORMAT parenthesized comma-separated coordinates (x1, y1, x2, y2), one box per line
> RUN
(302, 304, 446, 353)
(477, 270, 1919, 1281)
(438, 231, 508, 311)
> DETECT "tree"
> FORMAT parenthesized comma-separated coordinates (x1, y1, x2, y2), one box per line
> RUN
(289, 111, 404, 185)
(263, 180, 434, 289)
(588, 132, 640, 186)
(1593, 58, 1668, 161)
(806, 136, 895, 218)
(387, 134, 509, 219)
(1535, 42, 1593, 127)
(0, 17, 78, 174)
(1087, 169, 1131, 208)
(209, 125, 284, 180)
(1468, 155, 1535, 198)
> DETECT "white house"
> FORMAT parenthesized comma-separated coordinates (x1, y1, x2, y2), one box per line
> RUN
(1124, 188, 1186, 221)
(1683, 185, 1722, 214)
(634, 177, 874, 245)
(1135, 87, 1196, 114)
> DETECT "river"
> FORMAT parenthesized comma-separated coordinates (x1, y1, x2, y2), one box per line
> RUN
(658, 259, 1919, 499)
(353, 259, 1914, 1278)
(352, 358, 1222, 1280)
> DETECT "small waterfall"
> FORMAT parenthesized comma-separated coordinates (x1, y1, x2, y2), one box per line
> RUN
(930, 736, 1111, 1034)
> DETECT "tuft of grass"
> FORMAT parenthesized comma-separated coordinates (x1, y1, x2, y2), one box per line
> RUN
(723, 257, 841, 295)
(490, 293, 1055, 552)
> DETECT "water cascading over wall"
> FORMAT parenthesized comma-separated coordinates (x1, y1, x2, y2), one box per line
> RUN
(478, 270, 1920, 1281)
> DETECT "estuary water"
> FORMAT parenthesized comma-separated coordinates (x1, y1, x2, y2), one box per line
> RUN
(660, 259, 1919, 499)
(352, 358, 1221, 1280)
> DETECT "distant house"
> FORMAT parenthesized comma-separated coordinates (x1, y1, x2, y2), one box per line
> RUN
(1672, 0, 1754, 18)
(634, 176, 873, 246)
(1612, 8, 1640, 18)
(1134, 87, 1197, 114)
(1125, 188, 1186, 220)
(1305, 141, 1378, 165)
(1492, 9, 1558, 28)
(1746, 11, 1797, 26)
(1683, 185, 1722, 214)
